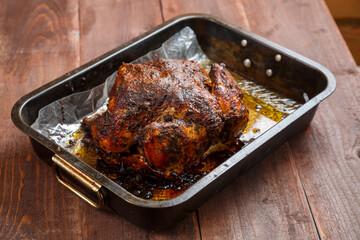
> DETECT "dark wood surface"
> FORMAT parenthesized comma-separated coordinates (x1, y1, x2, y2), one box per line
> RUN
(1, 0, 359, 239)
(325, 0, 360, 64)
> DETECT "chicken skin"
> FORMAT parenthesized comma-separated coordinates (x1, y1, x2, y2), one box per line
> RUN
(83, 59, 248, 177)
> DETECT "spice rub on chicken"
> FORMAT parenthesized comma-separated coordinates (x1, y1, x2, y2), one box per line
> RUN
(82, 59, 249, 178)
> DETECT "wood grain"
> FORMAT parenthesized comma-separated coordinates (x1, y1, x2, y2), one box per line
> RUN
(1, 0, 359, 238)
(240, 0, 360, 238)
(325, 0, 360, 18)
(161, 0, 251, 29)
(197, 144, 319, 240)
(335, 19, 360, 65)
(325, 0, 360, 64)
(0, 0, 81, 239)
(161, 1, 319, 239)
(79, 0, 163, 63)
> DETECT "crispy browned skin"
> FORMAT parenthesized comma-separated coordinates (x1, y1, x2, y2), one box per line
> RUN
(83, 59, 248, 177)
(209, 63, 249, 140)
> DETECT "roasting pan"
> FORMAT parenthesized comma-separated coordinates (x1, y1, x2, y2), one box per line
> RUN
(11, 14, 336, 230)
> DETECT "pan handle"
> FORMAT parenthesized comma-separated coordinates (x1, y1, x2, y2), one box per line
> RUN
(52, 154, 104, 209)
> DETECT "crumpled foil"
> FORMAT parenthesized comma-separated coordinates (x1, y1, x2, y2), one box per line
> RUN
(31, 26, 301, 149)
(31, 27, 210, 147)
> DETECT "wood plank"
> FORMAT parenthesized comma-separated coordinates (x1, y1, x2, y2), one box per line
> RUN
(81, 206, 200, 239)
(240, 0, 358, 69)
(240, 0, 360, 238)
(161, 1, 319, 239)
(324, 0, 360, 65)
(197, 144, 318, 240)
(2, 0, 358, 238)
(0, 0, 81, 239)
(325, 0, 360, 19)
(336, 19, 360, 65)
(161, 0, 251, 29)
(78, 0, 201, 238)
(79, 0, 163, 63)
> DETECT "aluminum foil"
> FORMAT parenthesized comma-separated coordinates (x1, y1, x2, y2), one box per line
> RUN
(31, 26, 301, 148)
(31, 27, 210, 146)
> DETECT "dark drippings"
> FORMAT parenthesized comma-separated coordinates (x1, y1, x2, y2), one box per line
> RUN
(77, 132, 243, 200)
(67, 70, 301, 200)
(96, 159, 209, 200)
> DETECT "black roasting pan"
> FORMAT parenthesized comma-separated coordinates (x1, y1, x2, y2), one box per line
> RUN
(11, 14, 336, 230)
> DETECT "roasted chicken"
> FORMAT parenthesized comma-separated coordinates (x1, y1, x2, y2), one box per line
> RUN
(83, 59, 248, 177)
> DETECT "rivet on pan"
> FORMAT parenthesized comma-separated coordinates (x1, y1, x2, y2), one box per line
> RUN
(303, 93, 309, 102)
(241, 39, 248, 47)
(243, 58, 251, 68)
(266, 69, 273, 77)
(275, 54, 282, 62)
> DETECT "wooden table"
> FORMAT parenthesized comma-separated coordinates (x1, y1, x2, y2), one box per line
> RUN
(1, 0, 359, 239)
